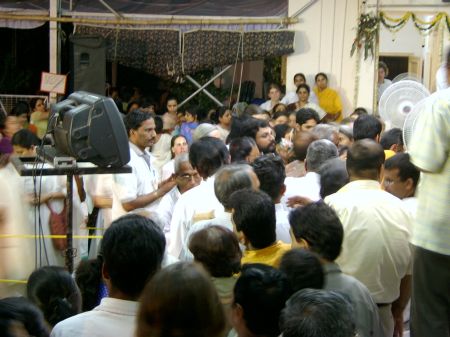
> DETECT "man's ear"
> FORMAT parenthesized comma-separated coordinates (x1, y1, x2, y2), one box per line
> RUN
(405, 177, 415, 195)
(290, 229, 310, 250)
(280, 183, 287, 197)
(102, 262, 110, 281)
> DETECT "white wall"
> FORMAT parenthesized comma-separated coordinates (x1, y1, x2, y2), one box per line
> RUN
(380, 17, 427, 59)
(287, 0, 450, 115)
(287, 0, 372, 117)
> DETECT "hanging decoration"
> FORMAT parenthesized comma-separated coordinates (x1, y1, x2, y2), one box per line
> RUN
(351, 11, 450, 60)
(350, 13, 379, 60)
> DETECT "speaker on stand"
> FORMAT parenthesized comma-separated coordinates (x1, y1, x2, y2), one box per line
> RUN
(69, 35, 106, 95)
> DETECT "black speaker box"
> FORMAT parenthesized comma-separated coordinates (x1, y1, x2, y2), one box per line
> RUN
(70, 35, 106, 95)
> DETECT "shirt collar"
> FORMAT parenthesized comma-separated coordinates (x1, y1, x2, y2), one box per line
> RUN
(95, 297, 139, 316)
(129, 141, 148, 157)
(338, 179, 381, 193)
(323, 262, 342, 274)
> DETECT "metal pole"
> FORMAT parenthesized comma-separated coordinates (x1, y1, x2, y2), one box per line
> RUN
(65, 174, 74, 273)
(186, 75, 223, 107)
(178, 65, 232, 108)
(49, 0, 60, 104)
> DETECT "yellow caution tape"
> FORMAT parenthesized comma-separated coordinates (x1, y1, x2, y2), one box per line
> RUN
(0, 234, 103, 239)
(0, 279, 28, 284)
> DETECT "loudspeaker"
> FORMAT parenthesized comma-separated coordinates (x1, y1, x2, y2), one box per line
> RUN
(70, 35, 106, 95)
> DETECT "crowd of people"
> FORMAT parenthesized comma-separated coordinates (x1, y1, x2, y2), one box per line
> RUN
(0, 51, 449, 337)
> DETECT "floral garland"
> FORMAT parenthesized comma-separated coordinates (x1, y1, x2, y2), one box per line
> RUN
(351, 11, 450, 60)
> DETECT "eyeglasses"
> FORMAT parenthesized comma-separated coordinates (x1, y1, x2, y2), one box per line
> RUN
(178, 172, 200, 181)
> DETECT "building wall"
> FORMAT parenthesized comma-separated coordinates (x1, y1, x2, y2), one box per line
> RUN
(287, 0, 365, 117)
(287, 0, 450, 116)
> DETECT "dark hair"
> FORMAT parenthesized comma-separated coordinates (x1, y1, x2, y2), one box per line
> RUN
(318, 157, 349, 198)
(226, 115, 250, 144)
(315, 72, 328, 82)
(127, 100, 142, 114)
(229, 136, 257, 163)
(234, 263, 290, 337)
(75, 259, 103, 312)
(353, 114, 382, 141)
(189, 226, 242, 277)
(30, 97, 45, 111)
(347, 139, 385, 177)
(240, 118, 270, 140)
(293, 131, 317, 161)
(273, 124, 291, 143)
(154, 115, 163, 134)
(27, 266, 81, 327)
(0, 297, 49, 337)
(123, 109, 153, 136)
(294, 73, 306, 83)
(267, 83, 282, 94)
(189, 137, 229, 178)
(101, 214, 165, 299)
(280, 289, 355, 337)
(185, 105, 200, 118)
(273, 109, 289, 122)
(229, 189, 276, 249)
(11, 100, 31, 117)
(379, 61, 388, 73)
(136, 262, 226, 337)
(213, 106, 231, 124)
(296, 108, 320, 126)
(289, 201, 344, 261)
(279, 249, 325, 295)
(350, 107, 368, 117)
(251, 154, 285, 201)
(11, 129, 41, 149)
(296, 83, 310, 94)
(166, 96, 178, 105)
(385, 153, 420, 188)
(380, 128, 403, 150)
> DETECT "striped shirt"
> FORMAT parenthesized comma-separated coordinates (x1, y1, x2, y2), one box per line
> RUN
(408, 88, 450, 255)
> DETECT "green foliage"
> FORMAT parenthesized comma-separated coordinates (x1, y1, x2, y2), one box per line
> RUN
(263, 56, 282, 84)
(351, 13, 379, 60)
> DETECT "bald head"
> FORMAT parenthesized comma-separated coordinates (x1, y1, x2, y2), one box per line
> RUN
(347, 139, 385, 180)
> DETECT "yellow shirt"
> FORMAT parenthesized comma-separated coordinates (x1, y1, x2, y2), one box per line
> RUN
(241, 241, 291, 268)
(314, 87, 343, 122)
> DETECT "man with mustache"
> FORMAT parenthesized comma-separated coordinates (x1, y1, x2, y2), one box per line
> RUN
(240, 118, 276, 154)
(112, 110, 175, 220)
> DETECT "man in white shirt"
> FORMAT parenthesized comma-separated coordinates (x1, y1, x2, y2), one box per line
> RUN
(112, 110, 175, 220)
(408, 53, 450, 337)
(252, 154, 291, 243)
(182, 163, 260, 260)
(51, 214, 165, 337)
(283, 139, 338, 208)
(325, 140, 412, 337)
(168, 137, 229, 258)
(157, 153, 201, 239)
